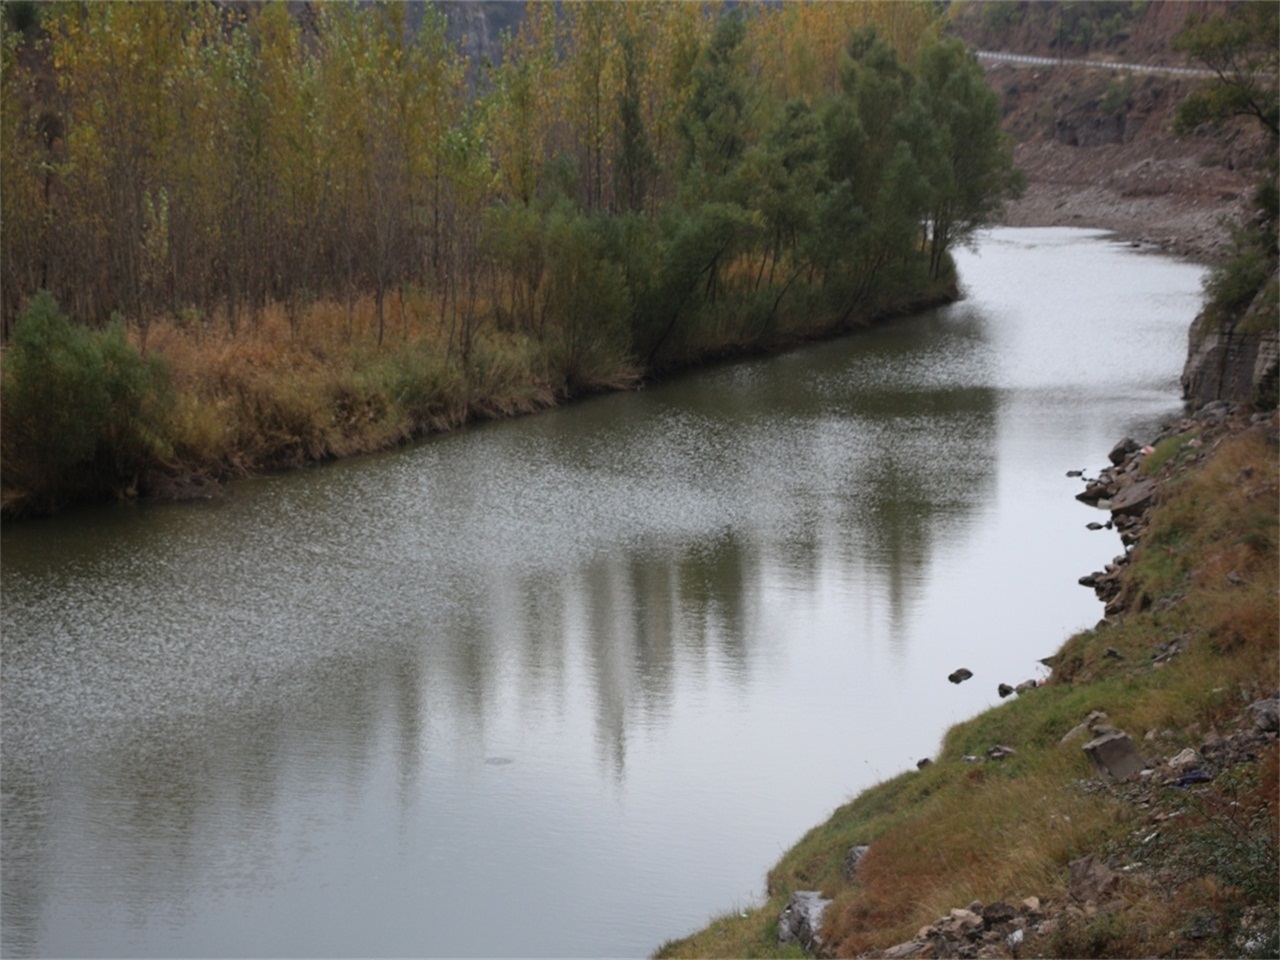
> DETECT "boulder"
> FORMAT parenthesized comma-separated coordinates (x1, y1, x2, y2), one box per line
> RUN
(1109, 478, 1157, 517)
(1061, 710, 1110, 745)
(981, 902, 1018, 927)
(1247, 697, 1279, 732)
(1168, 747, 1201, 771)
(1068, 855, 1120, 904)
(1108, 437, 1139, 465)
(997, 683, 1015, 699)
(1076, 482, 1112, 504)
(948, 668, 974, 684)
(777, 890, 831, 952)
(1083, 730, 1145, 779)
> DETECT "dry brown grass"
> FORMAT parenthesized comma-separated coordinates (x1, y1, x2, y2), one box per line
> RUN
(126, 291, 614, 492)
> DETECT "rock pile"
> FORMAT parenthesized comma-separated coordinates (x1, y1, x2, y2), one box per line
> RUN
(1073, 403, 1278, 619)
(868, 896, 1060, 958)
(861, 855, 1130, 959)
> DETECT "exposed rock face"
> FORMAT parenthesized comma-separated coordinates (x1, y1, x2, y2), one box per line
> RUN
(777, 890, 831, 953)
(1182, 270, 1280, 409)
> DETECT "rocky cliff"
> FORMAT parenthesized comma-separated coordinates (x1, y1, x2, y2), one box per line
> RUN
(1182, 266, 1280, 409)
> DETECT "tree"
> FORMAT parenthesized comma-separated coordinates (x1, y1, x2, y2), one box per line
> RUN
(1174, 3, 1279, 146)
(818, 28, 929, 315)
(677, 11, 755, 200)
(613, 22, 656, 214)
(486, 4, 558, 207)
(914, 36, 1023, 279)
(0, 9, 48, 336)
(564, 2, 622, 210)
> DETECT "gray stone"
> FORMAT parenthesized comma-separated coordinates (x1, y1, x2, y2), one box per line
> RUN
(1062, 710, 1111, 745)
(882, 939, 929, 959)
(986, 744, 1016, 761)
(1108, 437, 1139, 465)
(1247, 697, 1279, 732)
(948, 668, 974, 684)
(1069, 855, 1120, 904)
(997, 683, 1015, 699)
(1083, 730, 1145, 779)
(1109, 478, 1157, 517)
(777, 890, 831, 951)
(1061, 721, 1092, 744)
(981, 902, 1018, 927)
(1168, 747, 1201, 771)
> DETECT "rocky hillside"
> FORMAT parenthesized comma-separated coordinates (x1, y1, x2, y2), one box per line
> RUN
(990, 63, 1262, 263)
(949, 1, 1270, 263)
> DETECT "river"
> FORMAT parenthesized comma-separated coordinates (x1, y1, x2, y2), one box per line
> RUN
(1, 228, 1206, 958)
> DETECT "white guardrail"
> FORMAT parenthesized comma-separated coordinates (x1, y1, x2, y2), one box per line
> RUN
(975, 50, 1217, 78)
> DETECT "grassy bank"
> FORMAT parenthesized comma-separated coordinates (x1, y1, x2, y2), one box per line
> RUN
(0, 272, 956, 518)
(657, 412, 1278, 959)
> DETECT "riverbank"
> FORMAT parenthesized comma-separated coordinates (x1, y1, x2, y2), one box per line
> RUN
(656, 402, 1279, 959)
(1000, 135, 1253, 263)
(0, 278, 958, 520)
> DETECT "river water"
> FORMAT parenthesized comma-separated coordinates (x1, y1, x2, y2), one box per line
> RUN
(1, 228, 1205, 958)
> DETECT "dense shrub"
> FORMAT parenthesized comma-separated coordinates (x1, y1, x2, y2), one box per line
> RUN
(1, 291, 174, 513)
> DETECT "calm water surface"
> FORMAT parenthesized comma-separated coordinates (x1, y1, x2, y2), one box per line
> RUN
(1, 228, 1206, 957)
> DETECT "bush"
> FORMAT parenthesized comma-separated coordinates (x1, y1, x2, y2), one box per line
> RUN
(540, 209, 635, 393)
(1, 291, 174, 513)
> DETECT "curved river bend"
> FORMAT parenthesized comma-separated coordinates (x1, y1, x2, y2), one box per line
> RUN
(1, 228, 1205, 958)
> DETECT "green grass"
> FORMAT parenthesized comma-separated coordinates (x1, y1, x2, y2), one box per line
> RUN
(1141, 430, 1198, 476)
